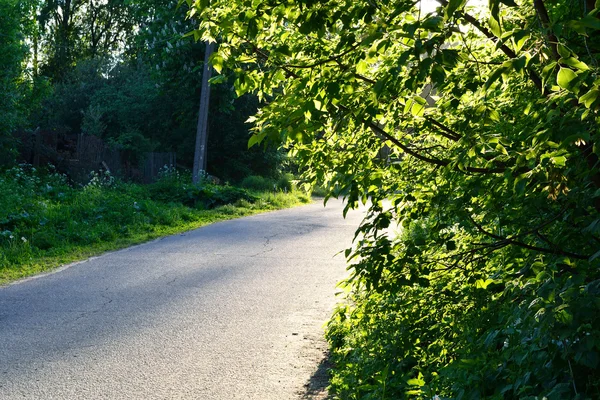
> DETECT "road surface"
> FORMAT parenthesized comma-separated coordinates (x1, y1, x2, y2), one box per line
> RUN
(0, 200, 365, 399)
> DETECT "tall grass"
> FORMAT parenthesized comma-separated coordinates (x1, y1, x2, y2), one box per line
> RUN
(0, 165, 309, 284)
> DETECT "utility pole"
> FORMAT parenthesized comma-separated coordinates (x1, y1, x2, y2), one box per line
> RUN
(192, 41, 214, 184)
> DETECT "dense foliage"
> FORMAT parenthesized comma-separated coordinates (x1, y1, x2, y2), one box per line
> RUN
(191, 0, 600, 397)
(1, 0, 284, 181)
(0, 164, 309, 283)
(0, 0, 26, 163)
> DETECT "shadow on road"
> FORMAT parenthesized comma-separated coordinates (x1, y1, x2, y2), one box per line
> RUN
(301, 352, 333, 400)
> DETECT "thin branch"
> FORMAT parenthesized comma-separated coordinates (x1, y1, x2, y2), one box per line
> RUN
(424, 116, 461, 141)
(467, 214, 589, 260)
(283, 44, 359, 69)
(465, 58, 503, 65)
(369, 122, 505, 173)
(533, 0, 560, 60)
(438, 0, 544, 92)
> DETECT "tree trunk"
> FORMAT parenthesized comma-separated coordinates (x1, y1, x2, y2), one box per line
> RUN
(33, 23, 39, 78)
(192, 41, 214, 184)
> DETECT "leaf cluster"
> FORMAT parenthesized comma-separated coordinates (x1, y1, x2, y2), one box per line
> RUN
(190, 0, 600, 397)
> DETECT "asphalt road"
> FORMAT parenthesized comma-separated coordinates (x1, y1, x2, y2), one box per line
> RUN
(0, 199, 365, 399)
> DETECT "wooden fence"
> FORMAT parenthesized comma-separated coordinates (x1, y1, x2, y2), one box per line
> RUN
(17, 130, 177, 183)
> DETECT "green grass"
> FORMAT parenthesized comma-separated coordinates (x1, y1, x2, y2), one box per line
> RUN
(0, 165, 311, 284)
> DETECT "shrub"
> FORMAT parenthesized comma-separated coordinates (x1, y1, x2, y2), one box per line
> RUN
(241, 175, 276, 191)
(310, 185, 328, 197)
(147, 167, 257, 209)
(197, 185, 257, 209)
(275, 173, 295, 192)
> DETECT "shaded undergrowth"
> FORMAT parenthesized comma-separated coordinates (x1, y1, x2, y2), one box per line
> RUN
(0, 165, 310, 284)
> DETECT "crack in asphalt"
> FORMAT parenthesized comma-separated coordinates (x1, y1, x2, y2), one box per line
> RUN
(249, 233, 280, 258)
(72, 288, 113, 323)
(166, 277, 177, 286)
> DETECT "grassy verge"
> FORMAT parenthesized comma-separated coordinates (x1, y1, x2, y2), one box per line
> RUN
(0, 165, 310, 284)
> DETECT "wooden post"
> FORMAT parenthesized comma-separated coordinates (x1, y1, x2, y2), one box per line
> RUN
(192, 41, 215, 184)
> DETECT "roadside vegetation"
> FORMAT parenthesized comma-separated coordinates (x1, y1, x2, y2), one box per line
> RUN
(194, 0, 600, 397)
(4, 0, 600, 397)
(0, 164, 310, 284)
(1, 0, 311, 285)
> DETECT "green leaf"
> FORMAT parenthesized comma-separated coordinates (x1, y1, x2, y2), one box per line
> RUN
(476, 279, 494, 289)
(421, 15, 444, 31)
(484, 65, 507, 89)
(410, 96, 427, 117)
(551, 155, 567, 166)
(407, 372, 425, 386)
(356, 60, 368, 75)
(511, 55, 527, 73)
(557, 67, 577, 90)
(445, 0, 466, 19)
(559, 57, 589, 71)
(569, 15, 600, 34)
(313, 99, 325, 111)
(207, 74, 226, 84)
(541, 61, 557, 88)
(579, 88, 600, 108)
(247, 18, 258, 38)
(511, 30, 529, 52)
(489, 0, 500, 23)
(210, 53, 224, 74)
(489, 16, 502, 37)
(590, 249, 600, 262)
(557, 44, 570, 59)
(247, 133, 265, 148)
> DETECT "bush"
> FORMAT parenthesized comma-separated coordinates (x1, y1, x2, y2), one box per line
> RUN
(309, 184, 328, 197)
(147, 167, 191, 204)
(326, 218, 600, 399)
(197, 185, 257, 209)
(147, 166, 257, 209)
(276, 173, 295, 192)
(241, 173, 298, 192)
(241, 175, 276, 191)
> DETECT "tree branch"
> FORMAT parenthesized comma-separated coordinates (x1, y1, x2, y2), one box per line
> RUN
(533, 0, 560, 60)
(424, 116, 461, 141)
(283, 44, 359, 69)
(369, 122, 505, 173)
(467, 214, 589, 260)
(239, 29, 507, 174)
(438, 0, 544, 92)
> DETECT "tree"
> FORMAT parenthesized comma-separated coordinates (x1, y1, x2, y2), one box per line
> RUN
(38, 0, 141, 80)
(189, 0, 600, 397)
(0, 0, 27, 164)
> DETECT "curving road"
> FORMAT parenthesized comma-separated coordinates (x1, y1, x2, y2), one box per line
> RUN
(0, 200, 364, 399)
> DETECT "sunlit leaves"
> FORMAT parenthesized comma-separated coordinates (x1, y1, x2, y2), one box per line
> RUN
(445, 0, 466, 19)
(579, 87, 600, 108)
(189, 0, 600, 397)
(404, 95, 427, 117)
(557, 67, 578, 90)
(560, 56, 589, 71)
